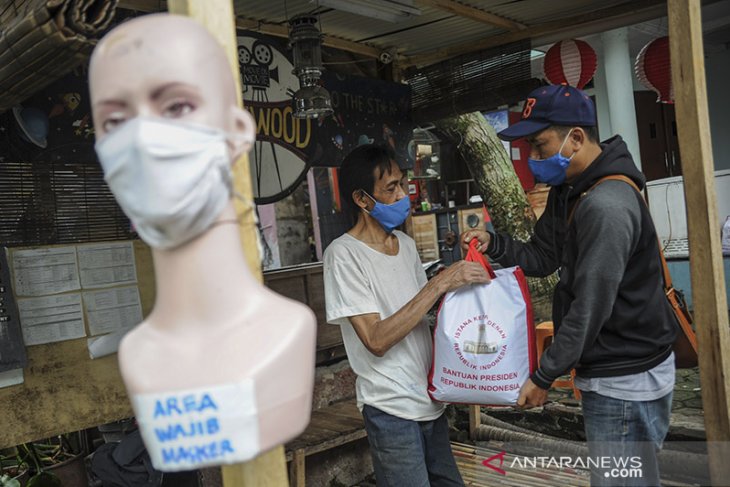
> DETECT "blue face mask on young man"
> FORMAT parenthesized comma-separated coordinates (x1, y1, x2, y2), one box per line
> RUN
(363, 191, 411, 233)
(528, 130, 575, 186)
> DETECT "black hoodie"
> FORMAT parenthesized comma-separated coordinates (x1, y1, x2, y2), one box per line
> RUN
(487, 135, 677, 389)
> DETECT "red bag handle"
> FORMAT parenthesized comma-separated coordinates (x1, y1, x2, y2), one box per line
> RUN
(466, 239, 496, 279)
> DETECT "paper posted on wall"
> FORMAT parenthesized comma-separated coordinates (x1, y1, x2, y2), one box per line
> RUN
(11, 246, 80, 296)
(17, 293, 85, 346)
(77, 242, 137, 288)
(429, 240, 536, 405)
(83, 286, 143, 336)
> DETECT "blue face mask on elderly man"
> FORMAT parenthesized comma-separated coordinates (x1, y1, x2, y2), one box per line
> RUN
(362, 191, 411, 233)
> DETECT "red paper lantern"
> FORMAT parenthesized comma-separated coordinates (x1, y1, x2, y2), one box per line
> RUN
(635, 36, 673, 103)
(543, 39, 597, 89)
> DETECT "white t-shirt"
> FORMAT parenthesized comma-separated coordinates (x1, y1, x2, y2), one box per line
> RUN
(323, 230, 444, 421)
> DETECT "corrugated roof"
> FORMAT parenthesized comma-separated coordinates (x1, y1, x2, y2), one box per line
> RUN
(232, 0, 667, 64)
(374, 19, 503, 55)
(487, 0, 630, 25)
(235, 0, 456, 48)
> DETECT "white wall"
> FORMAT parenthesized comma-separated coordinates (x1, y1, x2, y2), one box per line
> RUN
(591, 41, 615, 143)
(706, 48, 730, 171)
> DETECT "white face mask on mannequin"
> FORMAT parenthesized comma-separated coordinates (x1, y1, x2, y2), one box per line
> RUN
(95, 117, 245, 250)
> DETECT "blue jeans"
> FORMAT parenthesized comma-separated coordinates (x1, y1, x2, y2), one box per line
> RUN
(582, 391, 673, 487)
(361, 405, 464, 487)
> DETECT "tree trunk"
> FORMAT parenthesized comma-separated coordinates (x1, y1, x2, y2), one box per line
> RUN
(434, 112, 557, 322)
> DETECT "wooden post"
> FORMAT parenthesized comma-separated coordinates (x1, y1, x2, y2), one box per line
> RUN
(289, 449, 306, 487)
(468, 405, 481, 440)
(168, 0, 263, 278)
(667, 0, 730, 483)
(166, 1, 288, 486)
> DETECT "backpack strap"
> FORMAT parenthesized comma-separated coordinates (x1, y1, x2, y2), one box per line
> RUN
(567, 175, 639, 225)
(567, 174, 673, 290)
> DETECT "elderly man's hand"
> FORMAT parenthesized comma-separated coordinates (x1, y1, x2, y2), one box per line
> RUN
(434, 260, 491, 294)
(516, 378, 549, 409)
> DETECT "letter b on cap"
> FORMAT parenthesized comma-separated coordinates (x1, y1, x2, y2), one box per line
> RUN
(522, 98, 537, 119)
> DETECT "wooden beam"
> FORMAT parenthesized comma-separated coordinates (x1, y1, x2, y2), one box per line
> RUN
(667, 0, 730, 484)
(417, 0, 526, 31)
(235, 18, 383, 59)
(289, 449, 306, 487)
(468, 405, 481, 440)
(167, 0, 287, 486)
(118, 0, 165, 11)
(118, 1, 383, 59)
(402, 0, 666, 68)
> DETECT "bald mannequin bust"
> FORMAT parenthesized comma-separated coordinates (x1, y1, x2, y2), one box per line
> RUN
(89, 14, 316, 471)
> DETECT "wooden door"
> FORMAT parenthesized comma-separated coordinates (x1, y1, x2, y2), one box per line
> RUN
(635, 91, 682, 180)
(635, 91, 671, 181)
(662, 102, 682, 176)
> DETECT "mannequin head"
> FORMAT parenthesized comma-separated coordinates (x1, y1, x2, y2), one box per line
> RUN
(89, 14, 256, 249)
(88, 15, 316, 472)
(89, 13, 254, 157)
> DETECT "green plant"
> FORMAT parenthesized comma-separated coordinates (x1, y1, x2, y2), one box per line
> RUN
(1, 432, 85, 487)
(26, 471, 61, 487)
(19, 443, 62, 487)
(0, 474, 21, 487)
(0, 447, 28, 485)
(22, 440, 78, 471)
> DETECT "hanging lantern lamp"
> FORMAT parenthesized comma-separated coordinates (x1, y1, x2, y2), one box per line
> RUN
(543, 39, 597, 89)
(635, 36, 673, 103)
(288, 14, 333, 119)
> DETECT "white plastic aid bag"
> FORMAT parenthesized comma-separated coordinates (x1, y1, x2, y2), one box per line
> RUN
(722, 216, 730, 255)
(428, 241, 536, 405)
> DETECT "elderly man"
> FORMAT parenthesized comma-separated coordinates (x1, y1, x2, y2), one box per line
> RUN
(324, 144, 490, 486)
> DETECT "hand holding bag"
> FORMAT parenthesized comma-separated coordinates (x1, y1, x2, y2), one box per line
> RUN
(428, 240, 537, 405)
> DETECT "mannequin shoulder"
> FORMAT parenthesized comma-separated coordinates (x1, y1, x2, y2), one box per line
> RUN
(117, 321, 172, 392)
(118, 319, 158, 357)
(257, 286, 317, 331)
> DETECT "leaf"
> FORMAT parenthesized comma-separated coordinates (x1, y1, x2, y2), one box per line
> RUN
(26, 471, 62, 487)
(0, 474, 21, 487)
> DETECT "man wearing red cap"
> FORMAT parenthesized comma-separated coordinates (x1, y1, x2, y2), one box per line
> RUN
(462, 84, 677, 486)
